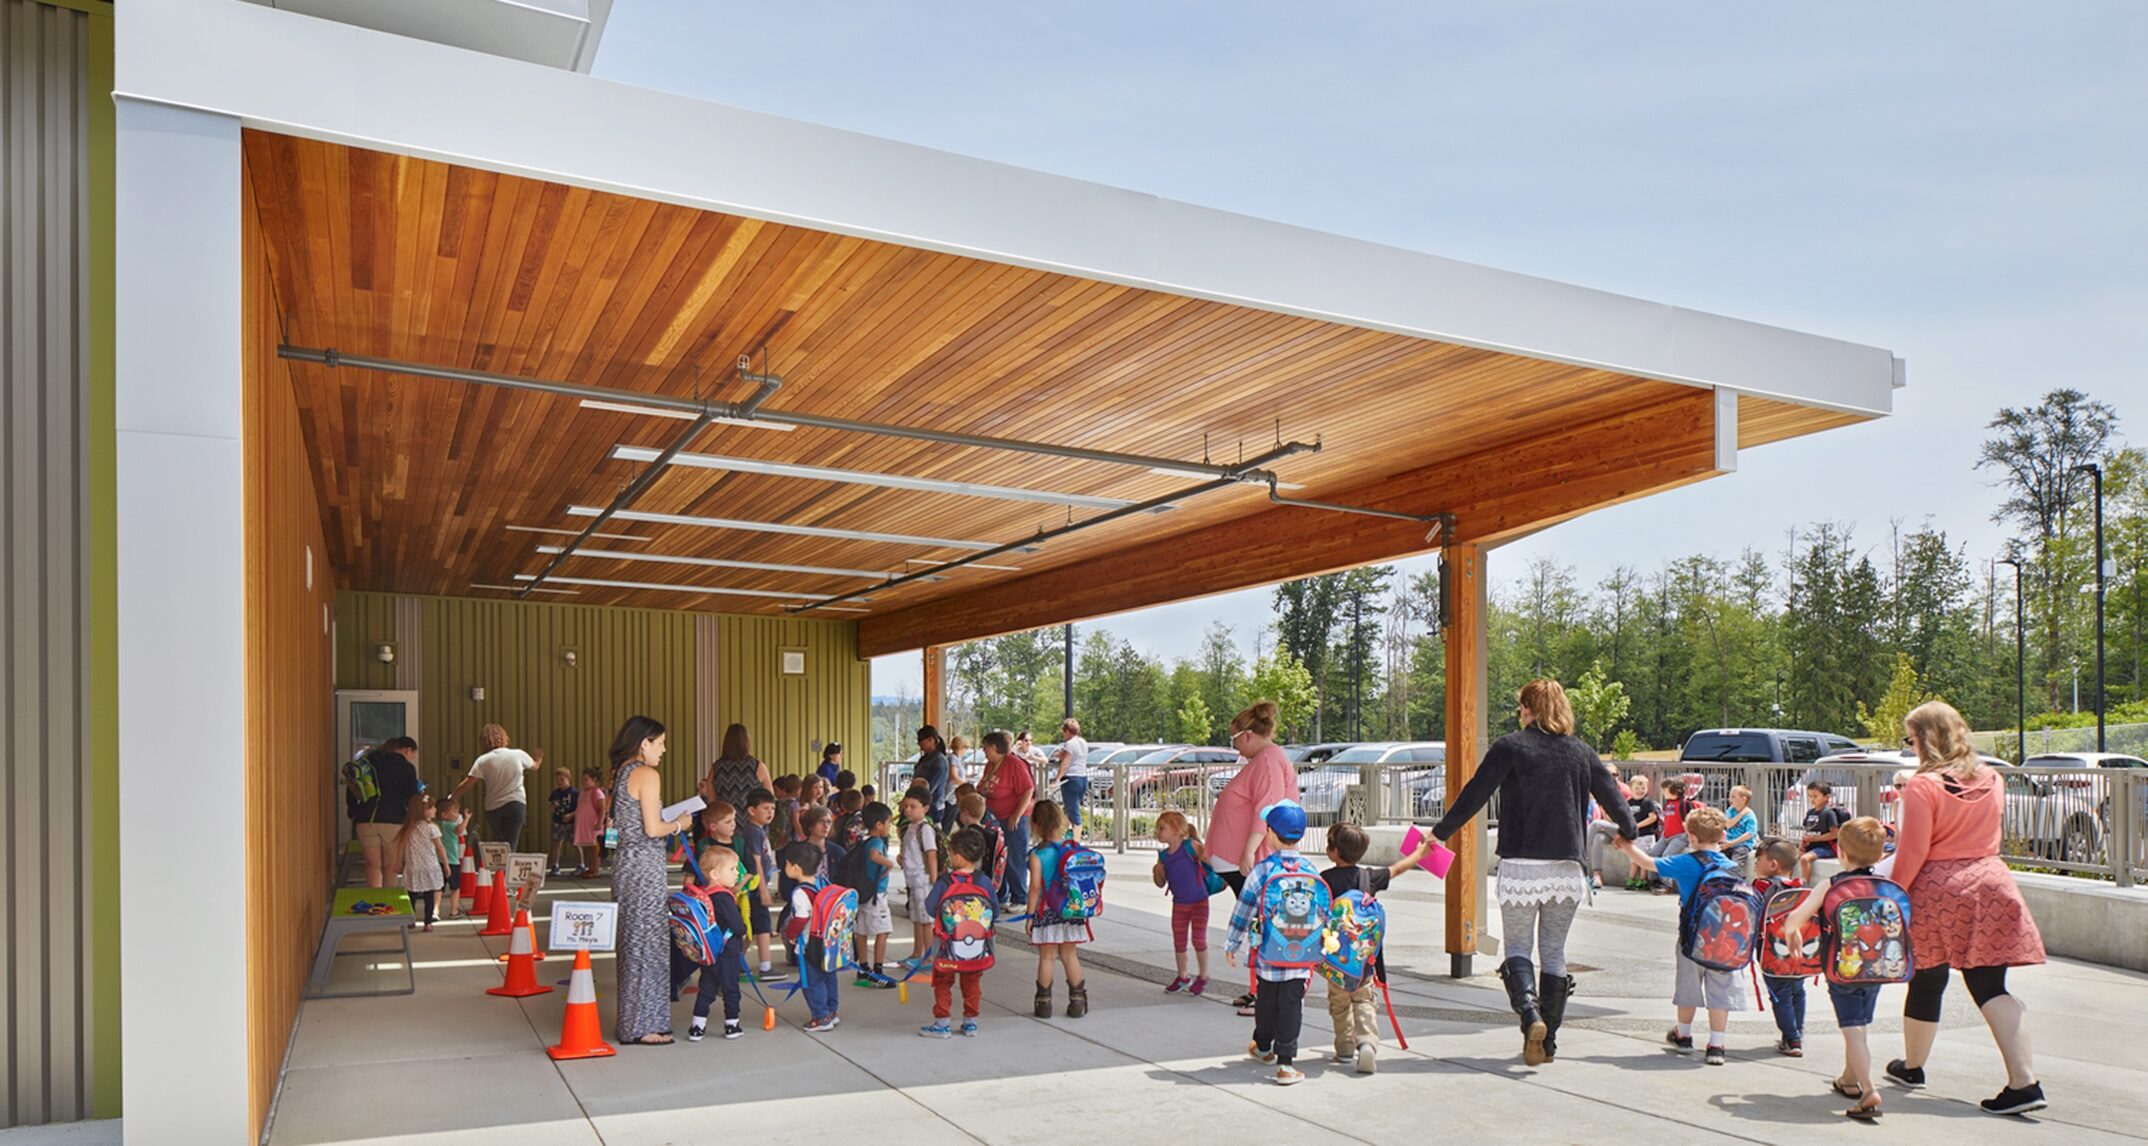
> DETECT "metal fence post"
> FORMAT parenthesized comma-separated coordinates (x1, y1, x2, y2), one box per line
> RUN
(2116, 771, 2137, 890)
(1113, 763, 1128, 854)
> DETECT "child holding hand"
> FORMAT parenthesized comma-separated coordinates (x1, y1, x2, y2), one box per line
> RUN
(1151, 810, 1214, 995)
(1617, 806, 1745, 1065)
(1780, 817, 1894, 1121)
(1224, 801, 1316, 1086)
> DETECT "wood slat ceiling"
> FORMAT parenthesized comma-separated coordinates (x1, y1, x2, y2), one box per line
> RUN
(242, 130, 1866, 616)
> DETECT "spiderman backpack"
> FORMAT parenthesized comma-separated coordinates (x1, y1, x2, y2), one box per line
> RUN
(1821, 875, 1914, 986)
(1760, 884, 1824, 979)
(1678, 858, 1763, 973)
(933, 871, 998, 972)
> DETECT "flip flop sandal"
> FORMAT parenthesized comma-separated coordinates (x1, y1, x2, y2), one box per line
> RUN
(1830, 1079, 1865, 1100)
(1845, 1102, 1883, 1121)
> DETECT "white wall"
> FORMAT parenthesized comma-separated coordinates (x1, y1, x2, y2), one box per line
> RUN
(114, 99, 251, 1143)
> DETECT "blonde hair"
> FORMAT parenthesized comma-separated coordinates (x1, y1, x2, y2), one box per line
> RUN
(391, 793, 435, 855)
(1154, 809, 1199, 843)
(1230, 700, 1278, 738)
(1518, 679, 1576, 736)
(479, 724, 510, 751)
(1684, 805, 1728, 845)
(1838, 816, 1887, 867)
(1905, 701, 1982, 779)
(1730, 784, 1752, 804)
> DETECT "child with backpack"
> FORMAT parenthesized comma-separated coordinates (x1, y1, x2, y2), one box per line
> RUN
(956, 792, 1005, 893)
(1753, 838, 1811, 1057)
(1319, 822, 1440, 1074)
(919, 826, 997, 1038)
(852, 803, 898, 986)
(1616, 806, 1755, 1065)
(898, 793, 940, 973)
(1151, 810, 1216, 996)
(1779, 817, 1906, 1121)
(1224, 800, 1321, 1086)
(1025, 800, 1098, 1019)
(779, 841, 846, 1032)
(669, 846, 748, 1041)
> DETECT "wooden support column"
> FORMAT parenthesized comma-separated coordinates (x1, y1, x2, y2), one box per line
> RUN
(921, 645, 946, 733)
(1443, 541, 1489, 977)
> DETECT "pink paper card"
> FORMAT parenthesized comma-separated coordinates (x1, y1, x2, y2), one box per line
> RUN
(1422, 841, 1455, 879)
(1401, 825, 1425, 854)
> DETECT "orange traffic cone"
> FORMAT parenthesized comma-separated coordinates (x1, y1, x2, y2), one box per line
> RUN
(458, 839, 479, 903)
(498, 909, 547, 962)
(547, 948, 616, 1060)
(470, 857, 493, 917)
(488, 910, 553, 998)
(477, 869, 514, 937)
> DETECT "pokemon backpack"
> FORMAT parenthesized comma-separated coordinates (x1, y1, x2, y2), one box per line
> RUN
(1821, 875, 1914, 986)
(1320, 872, 1386, 992)
(1678, 858, 1764, 973)
(1039, 842, 1107, 923)
(933, 871, 998, 973)
(1255, 855, 1332, 969)
(668, 846, 735, 965)
(1760, 884, 1824, 978)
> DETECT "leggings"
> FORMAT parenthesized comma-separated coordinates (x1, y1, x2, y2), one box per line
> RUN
(1500, 897, 1580, 976)
(411, 890, 437, 924)
(1904, 964, 2010, 1023)
(1171, 899, 1210, 953)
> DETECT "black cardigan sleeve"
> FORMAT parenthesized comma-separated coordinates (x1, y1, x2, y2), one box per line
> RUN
(1587, 753, 1640, 839)
(1430, 740, 1512, 843)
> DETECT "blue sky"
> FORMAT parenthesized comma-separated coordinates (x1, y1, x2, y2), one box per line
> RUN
(593, 3, 2148, 693)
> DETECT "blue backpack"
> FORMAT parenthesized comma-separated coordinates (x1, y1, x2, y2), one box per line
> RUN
(1320, 870, 1386, 992)
(1039, 842, 1107, 923)
(1679, 856, 1764, 972)
(1255, 855, 1331, 969)
(668, 845, 735, 965)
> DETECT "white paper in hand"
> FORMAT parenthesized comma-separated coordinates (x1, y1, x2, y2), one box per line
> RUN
(659, 795, 707, 824)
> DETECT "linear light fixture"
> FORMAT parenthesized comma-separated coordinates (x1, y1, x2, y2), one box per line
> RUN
(503, 525, 652, 543)
(904, 558, 1023, 573)
(536, 545, 885, 580)
(575, 506, 1000, 551)
(578, 398, 795, 431)
(512, 573, 857, 603)
(471, 582, 579, 595)
(614, 445, 1137, 510)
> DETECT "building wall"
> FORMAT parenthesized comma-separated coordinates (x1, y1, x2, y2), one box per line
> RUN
(335, 593, 870, 818)
(242, 161, 335, 1141)
(1, 0, 114, 1126)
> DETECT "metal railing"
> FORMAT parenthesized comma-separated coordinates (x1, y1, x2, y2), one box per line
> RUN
(1969, 721, 2148, 762)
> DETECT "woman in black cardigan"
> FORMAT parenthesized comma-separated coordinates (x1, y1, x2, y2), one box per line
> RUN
(1431, 678, 1637, 1066)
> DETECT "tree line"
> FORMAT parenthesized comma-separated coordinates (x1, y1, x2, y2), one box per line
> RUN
(873, 389, 2146, 763)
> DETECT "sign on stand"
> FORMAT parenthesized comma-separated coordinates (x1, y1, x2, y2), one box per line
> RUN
(550, 901, 618, 951)
(480, 842, 511, 871)
(507, 853, 548, 890)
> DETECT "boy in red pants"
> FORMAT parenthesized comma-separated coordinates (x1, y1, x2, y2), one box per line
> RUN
(919, 827, 997, 1038)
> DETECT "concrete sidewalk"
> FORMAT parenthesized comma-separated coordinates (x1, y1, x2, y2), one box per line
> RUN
(248, 854, 2147, 1145)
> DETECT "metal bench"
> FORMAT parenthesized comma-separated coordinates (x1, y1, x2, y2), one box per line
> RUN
(308, 888, 416, 999)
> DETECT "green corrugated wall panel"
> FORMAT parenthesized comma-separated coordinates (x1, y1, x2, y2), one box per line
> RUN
(713, 614, 870, 780)
(331, 592, 398, 690)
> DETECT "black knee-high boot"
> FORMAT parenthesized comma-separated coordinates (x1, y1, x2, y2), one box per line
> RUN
(1499, 956, 1547, 1065)
(1539, 972, 1574, 1062)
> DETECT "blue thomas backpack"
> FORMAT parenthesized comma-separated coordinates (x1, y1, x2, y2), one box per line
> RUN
(1038, 841, 1107, 923)
(1254, 854, 1331, 969)
(668, 844, 735, 966)
(1678, 855, 1764, 973)
(1320, 869, 1386, 992)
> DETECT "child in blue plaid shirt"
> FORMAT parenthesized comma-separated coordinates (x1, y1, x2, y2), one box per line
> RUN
(1224, 800, 1316, 1086)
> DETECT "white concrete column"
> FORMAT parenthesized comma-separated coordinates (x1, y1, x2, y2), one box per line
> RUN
(114, 98, 250, 1143)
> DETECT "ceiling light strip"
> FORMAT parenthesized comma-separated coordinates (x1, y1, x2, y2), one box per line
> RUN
(512, 574, 843, 602)
(505, 525, 651, 542)
(904, 558, 1023, 573)
(471, 583, 579, 595)
(579, 399, 795, 431)
(612, 445, 1133, 510)
(537, 545, 884, 580)
(575, 506, 999, 551)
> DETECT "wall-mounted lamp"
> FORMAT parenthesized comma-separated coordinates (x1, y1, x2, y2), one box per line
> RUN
(561, 648, 579, 668)
(375, 643, 396, 664)
(469, 686, 485, 702)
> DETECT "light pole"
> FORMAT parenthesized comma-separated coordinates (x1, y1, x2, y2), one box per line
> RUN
(1996, 554, 2027, 763)
(2072, 462, 2107, 752)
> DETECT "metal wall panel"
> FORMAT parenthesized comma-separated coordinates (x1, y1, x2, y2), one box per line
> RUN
(712, 614, 871, 779)
(1, 0, 99, 1126)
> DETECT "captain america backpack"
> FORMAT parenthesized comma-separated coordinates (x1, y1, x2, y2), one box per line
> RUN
(1821, 875, 1914, 986)
(1320, 870, 1386, 992)
(933, 871, 998, 973)
(1759, 884, 1824, 979)
(1678, 858, 1763, 973)
(1255, 855, 1332, 969)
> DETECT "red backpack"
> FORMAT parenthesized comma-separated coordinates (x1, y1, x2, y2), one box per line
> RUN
(1760, 884, 1823, 978)
(932, 872, 997, 972)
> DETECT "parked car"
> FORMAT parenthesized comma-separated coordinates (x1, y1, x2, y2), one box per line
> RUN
(1124, 746, 1236, 809)
(1308, 742, 1445, 818)
(1208, 742, 1360, 797)
(1681, 728, 1862, 765)
(1087, 743, 1167, 801)
(2016, 752, 2148, 864)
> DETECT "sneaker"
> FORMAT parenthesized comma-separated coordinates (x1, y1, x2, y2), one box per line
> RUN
(960, 1020, 979, 1037)
(1331, 1049, 1353, 1064)
(686, 1024, 707, 1043)
(1885, 1059, 1927, 1088)
(919, 1020, 953, 1039)
(1665, 1029, 1694, 1054)
(1188, 977, 1208, 997)
(1357, 1045, 1378, 1075)
(1777, 1038, 1804, 1058)
(723, 1021, 742, 1040)
(760, 967, 789, 983)
(1274, 1066, 1305, 1086)
(829, 1015, 841, 1029)
(1165, 976, 1190, 994)
(804, 1017, 836, 1034)
(1248, 1041, 1278, 1065)
(1705, 1044, 1726, 1066)
(1980, 1082, 2047, 1116)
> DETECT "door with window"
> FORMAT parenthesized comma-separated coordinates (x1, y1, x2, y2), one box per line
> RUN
(335, 690, 421, 859)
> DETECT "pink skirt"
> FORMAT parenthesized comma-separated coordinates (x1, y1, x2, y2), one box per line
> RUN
(1909, 855, 2046, 969)
(573, 798, 606, 848)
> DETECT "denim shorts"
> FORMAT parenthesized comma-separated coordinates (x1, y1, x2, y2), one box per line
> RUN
(1828, 982, 1881, 1028)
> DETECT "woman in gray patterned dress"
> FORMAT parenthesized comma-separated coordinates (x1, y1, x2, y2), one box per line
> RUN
(609, 715, 695, 1046)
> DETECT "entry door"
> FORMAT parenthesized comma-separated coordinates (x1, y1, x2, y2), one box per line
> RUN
(334, 690, 420, 852)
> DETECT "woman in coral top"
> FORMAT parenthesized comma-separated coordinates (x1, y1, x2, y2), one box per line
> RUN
(1888, 700, 2047, 1116)
(1204, 700, 1299, 1014)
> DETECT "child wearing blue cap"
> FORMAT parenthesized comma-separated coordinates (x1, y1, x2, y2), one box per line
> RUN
(1225, 799, 1319, 1085)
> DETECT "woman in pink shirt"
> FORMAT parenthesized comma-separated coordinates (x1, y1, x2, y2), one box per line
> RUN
(1204, 701, 1299, 1013)
(1888, 701, 2046, 1116)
